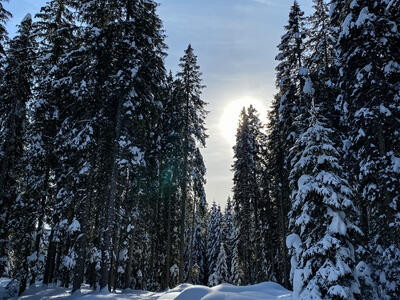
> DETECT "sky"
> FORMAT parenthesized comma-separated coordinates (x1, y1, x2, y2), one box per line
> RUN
(4, 0, 313, 208)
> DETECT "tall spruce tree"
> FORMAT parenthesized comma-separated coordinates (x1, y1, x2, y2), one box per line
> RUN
(0, 0, 12, 276)
(263, 95, 286, 284)
(158, 72, 185, 289)
(175, 44, 207, 283)
(232, 108, 253, 285)
(287, 103, 360, 298)
(0, 14, 37, 295)
(232, 106, 264, 284)
(23, 0, 77, 287)
(247, 105, 267, 283)
(333, 0, 400, 297)
(269, 1, 307, 287)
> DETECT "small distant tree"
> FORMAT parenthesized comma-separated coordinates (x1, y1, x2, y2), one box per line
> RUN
(208, 242, 229, 287)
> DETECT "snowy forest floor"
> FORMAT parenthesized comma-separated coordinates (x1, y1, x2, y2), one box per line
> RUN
(1, 279, 292, 300)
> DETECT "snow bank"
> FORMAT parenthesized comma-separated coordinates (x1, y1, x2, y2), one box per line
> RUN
(176, 282, 291, 300)
(11, 282, 292, 300)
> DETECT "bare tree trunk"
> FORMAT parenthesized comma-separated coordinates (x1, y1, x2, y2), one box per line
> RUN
(72, 170, 93, 292)
(53, 243, 62, 283)
(43, 229, 56, 285)
(100, 99, 122, 290)
(124, 235, 135, 289)
(109, 226, 121, 291)
(110, 175, 127, 292)
(163, 181, 172, 289)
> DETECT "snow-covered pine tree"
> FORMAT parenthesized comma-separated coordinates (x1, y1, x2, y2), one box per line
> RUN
(287, 104, 361, 299)
(104, 0, 166, 289)
(230, 226, 244, 286)
(158, 71, 185, 289)
(22, 0, 77, 287)
(206, 202, 222, 285)
(208, 242, 229, 287)
(231, 105, 265, 284)
(333, 0, 400, 297)
(263, 95, 286, 284)
(0, 14, 38, 295)
(305, 0, 338, 122)
(222, 197, 235, 282)
(186, 148, 207, 284)
(0, 0, 11, 58)
(306, 0, 334, 74)
(246, 105, 268, 283)
(0, 0, 12, 275)
(270, 1, 307, 287)
(258, 161, 278, 283)
(189, 216, 206, 284)
(175, 44, 207, 283)
(232, 108, 253, 284)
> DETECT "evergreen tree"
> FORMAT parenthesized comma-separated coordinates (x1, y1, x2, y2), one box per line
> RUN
(209, 242, 229, 286)
(246, 105, 268, 283)
(175, 44, 207, 283)
(269, 1, 307, 287)
(263, 95, 286, 284)
(23, 0, 77, 287)
(158, 71, 185, 289)
(230, 227, 243, 286)
(232, 108, 253, 284)
(206, 202, 222, 285)
(287, 106, 360, 299)
(222, 197, 235, 282)
(0, 0, 12, 275)
(333, 0, 400, 298)
(232, 106, 265, 284)
(190, 214, 206, 285)
(0, 0, 11, 57)
(186, 148, 207, 283)
(0, 14, 38, 295)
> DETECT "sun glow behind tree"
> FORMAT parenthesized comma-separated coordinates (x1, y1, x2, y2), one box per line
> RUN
(219, 97, 268, 146)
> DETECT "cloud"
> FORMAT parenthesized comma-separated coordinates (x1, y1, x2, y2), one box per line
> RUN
(250, 0, 275, 5)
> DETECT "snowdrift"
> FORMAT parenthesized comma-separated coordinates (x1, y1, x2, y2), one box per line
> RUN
(8, 282, 292, 300)
(175, 282, 292, 300)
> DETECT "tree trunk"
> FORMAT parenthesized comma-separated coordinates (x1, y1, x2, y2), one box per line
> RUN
(43, 229, 56, 285)
(186, 200, 196, 283)
(163, 182, 172, 289)
(72, 169, 93, 292)
(124, 224, 136, 289)
(278, 168, 290, 288)
(30, 214, 44, 286)
(179, 83, 190, 284)
(0, 209, 9, 276)
(100, 98, 123, 290)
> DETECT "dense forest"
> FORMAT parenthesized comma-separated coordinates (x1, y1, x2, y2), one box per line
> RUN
(0, 0, 399, 300)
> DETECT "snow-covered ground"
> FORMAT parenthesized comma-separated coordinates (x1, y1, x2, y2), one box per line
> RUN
(4, 282, 292, 300)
